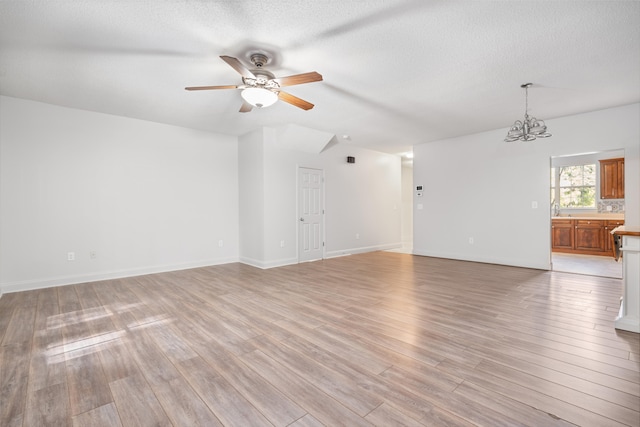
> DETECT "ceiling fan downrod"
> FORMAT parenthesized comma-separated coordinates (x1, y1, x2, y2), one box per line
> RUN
(250, 53, 269, 68)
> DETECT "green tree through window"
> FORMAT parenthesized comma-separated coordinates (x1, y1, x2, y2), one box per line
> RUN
(553, 164, 596, 208)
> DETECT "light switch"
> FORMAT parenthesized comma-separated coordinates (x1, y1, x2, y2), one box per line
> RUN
(417, 203, 423, 210)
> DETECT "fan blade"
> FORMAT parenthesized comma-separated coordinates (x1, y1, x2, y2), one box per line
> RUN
(185, 85, 238, 91)
(239, 101, 253, 113)
(220, 55, 256, 79)
(278, 91, 315, 110)
(274, 72, 323, 87)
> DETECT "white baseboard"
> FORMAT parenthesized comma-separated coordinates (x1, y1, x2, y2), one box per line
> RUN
(411, 248, 550, 271)
(0, 244, 406, 295)
(0, 256, 239, 294)
(325, 243, 402, 259)
(615, 315, 640, 333)
(239, 256, 299, 269)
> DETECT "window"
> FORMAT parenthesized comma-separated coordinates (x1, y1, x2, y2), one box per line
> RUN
(551, 164, 596, 208)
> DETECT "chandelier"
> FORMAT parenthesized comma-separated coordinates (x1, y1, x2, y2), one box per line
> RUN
(504, 83, 551, 142)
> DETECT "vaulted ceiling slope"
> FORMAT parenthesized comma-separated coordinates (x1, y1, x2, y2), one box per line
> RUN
(1, 1, 639, 154)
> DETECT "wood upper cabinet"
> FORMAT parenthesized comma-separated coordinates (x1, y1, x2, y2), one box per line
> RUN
(600, 157, 624, 199)
(574, 220, 605, 252)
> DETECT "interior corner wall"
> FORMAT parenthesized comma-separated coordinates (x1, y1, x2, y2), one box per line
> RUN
(413, 103, 640, 270)
(238, 129, 266, 266)
(0, 96, 239, 293)
(241, 126, 402, 269)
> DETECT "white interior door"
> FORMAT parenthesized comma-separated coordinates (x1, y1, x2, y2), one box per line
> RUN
(298, 167, 324, 262)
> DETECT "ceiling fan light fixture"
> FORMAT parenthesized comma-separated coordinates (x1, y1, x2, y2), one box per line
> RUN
(504, 83, 552, 142)
(186, 55, 321, 112)
(241, 87, 278, 108)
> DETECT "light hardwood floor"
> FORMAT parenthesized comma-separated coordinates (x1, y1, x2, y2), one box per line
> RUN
(1, 252, 638, 426)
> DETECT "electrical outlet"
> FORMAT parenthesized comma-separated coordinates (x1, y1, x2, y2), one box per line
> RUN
(468, 237, 474, 245)
(218, 240, 223, 247)
(531, 201, 538, 209)
(90, 251, 97, 259)
(67, 252, 75, 261)
(280, 240, 285, 247)
(355, 233, 360, 240)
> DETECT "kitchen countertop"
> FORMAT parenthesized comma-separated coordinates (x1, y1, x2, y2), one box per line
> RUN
(552, 214, 625, 220)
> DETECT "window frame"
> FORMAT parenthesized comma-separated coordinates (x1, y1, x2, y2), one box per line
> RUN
(551, 163, 597, 210)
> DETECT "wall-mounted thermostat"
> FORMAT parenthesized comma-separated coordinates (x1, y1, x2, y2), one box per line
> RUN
(416, 185, 423, 197)
(416, 185, 423, 191)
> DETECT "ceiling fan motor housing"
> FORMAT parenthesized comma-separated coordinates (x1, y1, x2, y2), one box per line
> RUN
(250, 53, 269, 68)
(241, 53, 277, 88)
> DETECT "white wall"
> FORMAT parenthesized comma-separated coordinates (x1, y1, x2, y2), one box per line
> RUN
(238, 129, 266, 266)
(413, 103, 640, 270)
(401, 163, 413, 245)
(321, 142, 402, 258)
(262, 127, 298, 267)
(239, 126, 402, 268)
(0, 96, 239, 293)
(0, 97, 403, 292)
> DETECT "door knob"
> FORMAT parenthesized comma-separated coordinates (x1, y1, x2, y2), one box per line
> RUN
(299, 217, 304, 222)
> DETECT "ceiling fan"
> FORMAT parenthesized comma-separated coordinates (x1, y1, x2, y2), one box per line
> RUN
(185, 53, 323, 112)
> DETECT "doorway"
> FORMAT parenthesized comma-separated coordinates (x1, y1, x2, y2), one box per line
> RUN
(550, 150, 624, 278)
(298, 167, 324, 263)
(387, 156, 414, 254)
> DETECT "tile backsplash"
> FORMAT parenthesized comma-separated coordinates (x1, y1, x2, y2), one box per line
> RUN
(598, 199, 625, 213)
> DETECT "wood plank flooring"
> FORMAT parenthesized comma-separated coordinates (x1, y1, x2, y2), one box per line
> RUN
(1, 252, 638, 426)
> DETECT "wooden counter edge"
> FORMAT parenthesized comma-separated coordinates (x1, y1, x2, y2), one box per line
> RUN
(611, 226, 640, 237)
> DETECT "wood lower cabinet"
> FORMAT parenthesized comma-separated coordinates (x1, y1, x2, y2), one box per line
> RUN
(574, 220, 605, 252)
(552, 218, 624, 256)
(551, 219, 573, 250)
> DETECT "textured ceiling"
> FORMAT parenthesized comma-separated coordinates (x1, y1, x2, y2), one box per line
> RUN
(1, 1, 639, 155)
